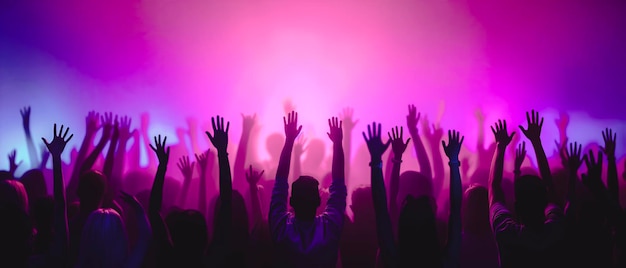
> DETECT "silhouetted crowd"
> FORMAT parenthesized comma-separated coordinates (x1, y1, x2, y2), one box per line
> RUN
(1, 105, 625, 268)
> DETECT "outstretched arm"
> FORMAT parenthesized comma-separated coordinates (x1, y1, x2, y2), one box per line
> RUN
(42, 124, 73, 266)
(422, 119, 445, 199)
(79, 112, 114, 174)
(406, 105, 432, 179)
(206, 115, 233, 241)
(269, 111, 301, 230)
(388, 126, 411, 224)
(176, 156, 195, 207)
(519, 110, 555, 202)
(7, 150, 22, 178)
(442, 130, 464, 264)
(20, 106, 39, 168)
(601, 128, 619, 204)
(234, 114, 256, 193)
(67, 111, 100, 201)
(489, 120, 515, 206)
(341, 107, 359, 183)
(195, 151, 210, 216)
(246, 165, 265, 226)
(103, 117, 119, 206)
(514, 142, 526, 181)
(364, 122, 397, 267)
(325, 117, 347, 221)
(148, 135, 173, 254)
(112, 116, 133, 185)
(563, 142, 583, 219)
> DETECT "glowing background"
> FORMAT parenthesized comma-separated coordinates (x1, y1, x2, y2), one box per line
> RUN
(1, 0, 625, 180)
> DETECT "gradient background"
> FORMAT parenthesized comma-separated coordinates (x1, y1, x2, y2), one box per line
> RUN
(1, 0, 625, 177)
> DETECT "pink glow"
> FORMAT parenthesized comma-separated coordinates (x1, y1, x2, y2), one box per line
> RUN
(1, 0, 625, 185)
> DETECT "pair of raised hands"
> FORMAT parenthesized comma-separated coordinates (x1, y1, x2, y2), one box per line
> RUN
(362, 122, 464, 162)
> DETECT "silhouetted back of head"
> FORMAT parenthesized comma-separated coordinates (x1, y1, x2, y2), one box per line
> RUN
(398, 196, 442, 267)
(514, 175, 547, 227)
(77, 208, 128, 268)
(290, 176, 320, 220)
(398, 171, 434, 208)
(167, 209, 209, 257)
(20, 169, 47, 206)
(0, 179, 29, 214)
(0, 170, 14, 180)
(78, 170, 107, 210)
(213, 191, 250, 245)
(463, 184, 490, 234)
(350, 186, 374, 222)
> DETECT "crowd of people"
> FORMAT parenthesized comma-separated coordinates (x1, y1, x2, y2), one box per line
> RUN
(1, 104, 625, 268)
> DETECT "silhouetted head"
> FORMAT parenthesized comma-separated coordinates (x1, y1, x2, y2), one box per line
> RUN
(266, 133, 284, 160)
(0, 181, 31, 268)
(462, 184, 490, 234)
(290, 176, 320, 221)
(469, 169, 490, 187)
(398, 171, 435, 211)
(76, 208, 128, 268)
(122, 170, 152, 196)
(350, 186, 374, 223)
(78, 170, 107, 211)
(166, 209, 208, 257)
(20, 169, 47, 206)
(398, 195, 442, 267)
(514, 175, 547, 227)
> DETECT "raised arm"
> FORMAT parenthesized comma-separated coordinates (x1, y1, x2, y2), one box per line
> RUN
(234, 114, 256, 193)
(489, 120, 515, 206)
(148, 135, 173, 253)
(7, 150, 22, 178)
(340, 107, 359, 182)
(246, 165, 265, 226)
(269, 111, 302, 226)
(519, 110, 555, 202)
(120, 192, 152, 268)
(601, 128, 618, 204)
(388, 126, 411, 223)
(363, 122, 396, 267)
(562, 142, 583, 219)
(422, 119, 445, 199)
(67, 111, 101, 201)
(20, 106, 39, 168)
(206, 115, 233, 247)
(442, 130, 464, 265)
(514, 142, 526, 181)
(406, 105, 432, 179)
(176, 155, 195, 207)
(42, 124, 74, 266)
(292, 135, 306, 181)
(325, 117, 347, 218)
(112, 116, 133, 184)
(103, 116, 119, 179)
(79, 112, 114, 174)
(195, 150, 210, 216)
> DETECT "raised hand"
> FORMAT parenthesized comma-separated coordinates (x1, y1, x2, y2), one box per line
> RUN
(340, 107, 359, 132)
(327, 117, 343, 144)
(491, 119, 516, 148)
(600, 128, 616, 159)
(515, 142, 526, 171)
(442, 130, 464, 162)
(149, 135, 170, 165)
(101, 112, 115, 139)
(519, 110, 544, 143)
(118, 116, 133, 142)
(206, 115, 230, 153)
(20, 106, 31, 133)
(422, 117, 444, 146)
(8, 150, 22, 175)
(388, 126, 410, 159)
(85, 111, 101, 135)
(582, 150, 604, 192)
(363, 122, 391, 162)
(564, 142, 583, 172)
(177, 155, 195, 179)
(406, 104, 421, 134)
(294, 135, 308, 156)
(195, 150, 210, 172)
(245, 165, 265, 185)
(242, 113, 257, 134)
(283, 111, 303, 143)
(555, 112, 569, 133)
(42, 124, 74, 158)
